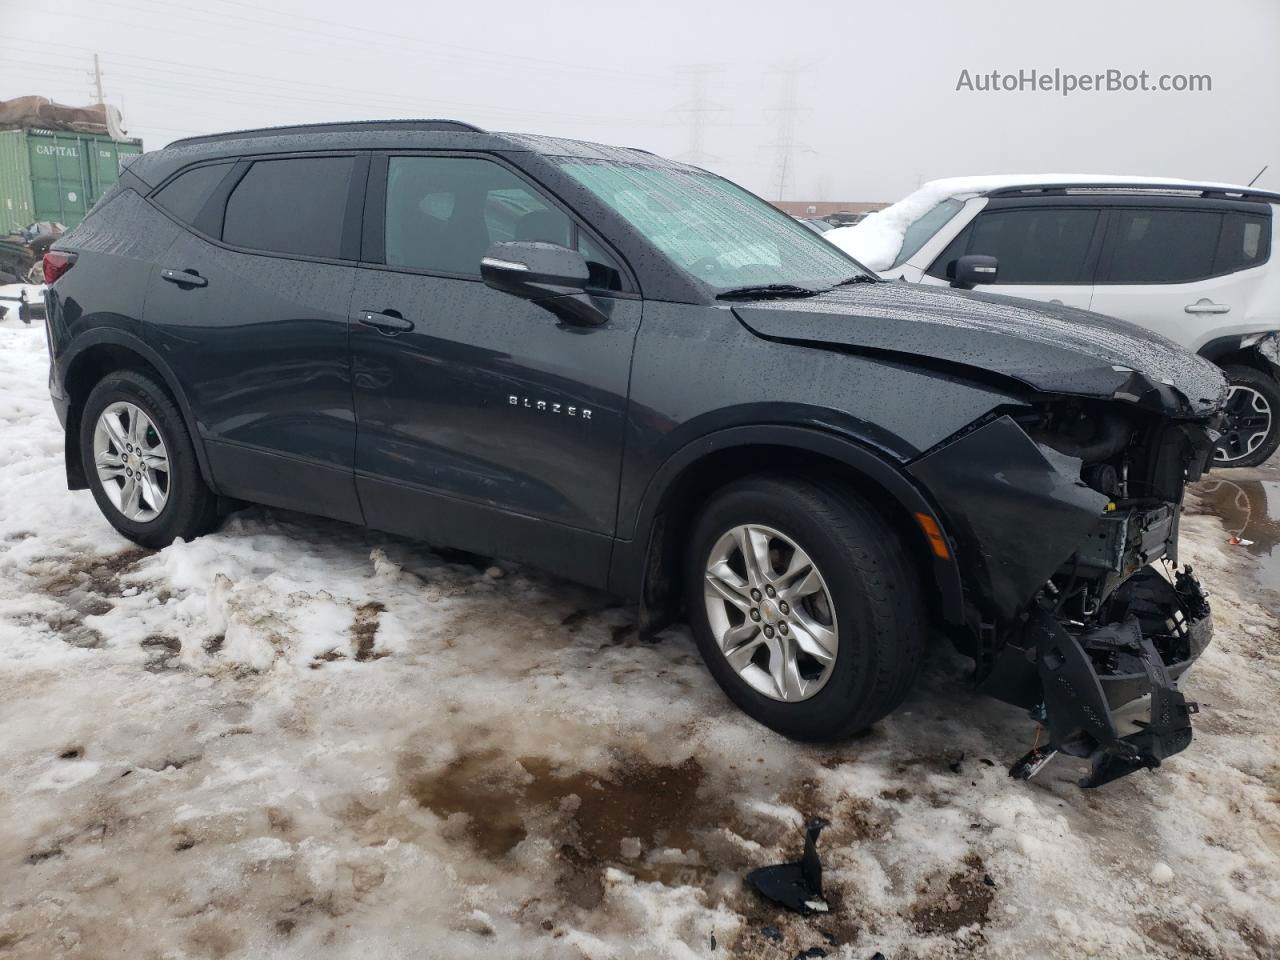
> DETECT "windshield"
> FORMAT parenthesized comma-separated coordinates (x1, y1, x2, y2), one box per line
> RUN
(556, 159, 870, 292)
(891, 197, 964, 268)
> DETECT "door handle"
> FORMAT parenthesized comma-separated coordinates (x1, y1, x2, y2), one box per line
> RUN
(1184, 299, 1230, 315)
(357, 309, 414, 334)
(160, 268, 208, 288)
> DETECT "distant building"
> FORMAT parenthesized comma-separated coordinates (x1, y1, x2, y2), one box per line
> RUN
(772, 200, 887, 219)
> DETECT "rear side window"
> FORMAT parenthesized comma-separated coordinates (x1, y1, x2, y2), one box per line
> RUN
(153, 163, 231, 225)
(384, 155, 626, 290)
(1099, 209, 1222, 283)
(222, 156, 354, 259)
(962, 207, 1100, 284)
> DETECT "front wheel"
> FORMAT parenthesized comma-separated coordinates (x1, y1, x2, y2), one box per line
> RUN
(685, 476, 925, 741)
(80, 370, 220, 548)
(1213, 366, 1280, 468)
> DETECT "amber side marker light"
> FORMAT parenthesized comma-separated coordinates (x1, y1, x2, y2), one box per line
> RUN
(914, 512, 951, 559)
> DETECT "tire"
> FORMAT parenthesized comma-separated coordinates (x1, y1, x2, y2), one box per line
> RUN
(80, 370, 220, 548)
(685, 475, 925, 741)
(1214, 365, 1280, 469)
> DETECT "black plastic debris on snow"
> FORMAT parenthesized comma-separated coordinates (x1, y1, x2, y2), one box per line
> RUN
(747, 816, 830, 914)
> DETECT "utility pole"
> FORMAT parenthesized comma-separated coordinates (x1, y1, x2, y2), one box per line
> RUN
(670, 64, 729, 168)
(89, 54, 105, 105)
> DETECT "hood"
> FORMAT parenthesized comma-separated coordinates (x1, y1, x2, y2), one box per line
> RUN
(732, 283, 1227, 418)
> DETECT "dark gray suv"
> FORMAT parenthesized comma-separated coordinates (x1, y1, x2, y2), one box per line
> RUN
(42, 120, 1225, 786)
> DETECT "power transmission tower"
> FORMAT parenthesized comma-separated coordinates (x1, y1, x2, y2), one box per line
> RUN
(670, 64, 729, 168)
(766, 64, 816, 201)
(89, 54, 106, 105)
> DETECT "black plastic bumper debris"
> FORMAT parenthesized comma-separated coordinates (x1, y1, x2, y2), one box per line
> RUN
(747, 817, 830, 914)
(1011, 567, 1210, 788)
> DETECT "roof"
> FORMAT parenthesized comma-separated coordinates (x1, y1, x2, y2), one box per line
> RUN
(124, 119, 688, 190)
(165, 119, 486, 147)
(921, 173, 1280, 203)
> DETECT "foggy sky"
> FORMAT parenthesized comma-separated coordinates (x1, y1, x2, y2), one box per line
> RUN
(4, 0, 1278, 202)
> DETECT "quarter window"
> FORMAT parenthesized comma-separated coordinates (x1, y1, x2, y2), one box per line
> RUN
(153, 162, 231, 226)
(384, 156, 625, 290)
(963, 208, 1100, 284)
(222, 156, 355, 259)
(1099, 209, 1222, 283)
(1213, 213, 1270, 275)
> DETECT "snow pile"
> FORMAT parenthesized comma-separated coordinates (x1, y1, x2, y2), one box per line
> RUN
(0, 318, 1278, 959)
(826, 173, 1256, 273)
(826, 180, 967, 272)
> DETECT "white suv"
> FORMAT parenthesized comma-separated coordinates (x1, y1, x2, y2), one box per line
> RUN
(829, 176, 1280, 467)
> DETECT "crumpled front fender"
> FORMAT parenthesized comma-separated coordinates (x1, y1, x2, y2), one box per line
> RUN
(907, 415, 1109, 621)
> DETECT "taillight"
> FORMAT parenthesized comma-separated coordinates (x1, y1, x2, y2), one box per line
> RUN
(43, 251, 77, 285)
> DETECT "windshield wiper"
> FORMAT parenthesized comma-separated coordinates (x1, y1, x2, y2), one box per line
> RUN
(832, 274, 881, 286)
(715, 284, 823, 300)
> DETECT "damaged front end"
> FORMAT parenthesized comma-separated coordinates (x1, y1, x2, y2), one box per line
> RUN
(909, 397, 1219, 787)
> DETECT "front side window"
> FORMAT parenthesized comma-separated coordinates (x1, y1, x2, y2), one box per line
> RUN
(964, 207, 1100, 284)
(222, 156, 354, 258)
(555, 159, 867, 292)
(384, 156, 623, 290)
(892, 198, 964, 268)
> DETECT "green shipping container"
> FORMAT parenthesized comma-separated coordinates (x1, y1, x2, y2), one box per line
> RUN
(0, 128, 143, 235)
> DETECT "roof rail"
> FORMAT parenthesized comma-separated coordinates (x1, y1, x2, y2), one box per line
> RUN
(166, 119, 485, 148)
(986, 182, 1280, 203)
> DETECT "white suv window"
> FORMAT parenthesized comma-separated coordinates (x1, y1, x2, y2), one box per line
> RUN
(1099, 209, 1221, 283)
(929, 207, 1099, 284)
(1098, 209, 1272, 283)
(891, 198, 964, 269)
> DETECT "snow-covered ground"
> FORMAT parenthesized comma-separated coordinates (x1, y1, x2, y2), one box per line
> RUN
(1, 316, 1278, 959)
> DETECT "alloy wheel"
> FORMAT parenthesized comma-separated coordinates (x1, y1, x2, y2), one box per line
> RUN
(703, 524, 839, 702)
(1214, 384, 1272, 464)
(93, 401, 171, 522)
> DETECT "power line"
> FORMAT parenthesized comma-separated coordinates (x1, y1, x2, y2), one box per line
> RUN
(0, 54, 663, 133)
(58, 0, 652, 84)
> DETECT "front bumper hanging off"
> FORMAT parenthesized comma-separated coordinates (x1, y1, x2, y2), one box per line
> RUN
(1010, 567, 1212, 788)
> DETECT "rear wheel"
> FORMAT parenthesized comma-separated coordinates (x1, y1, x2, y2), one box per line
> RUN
(1214, 366, 1280, 468)
(80, 370, 220, 548)
(685, 475, 925, 741)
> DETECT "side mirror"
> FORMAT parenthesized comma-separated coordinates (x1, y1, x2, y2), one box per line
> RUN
(481, 241, 589, 298)
(950, 254, 998, 290)
(481, 241, 606, 326)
